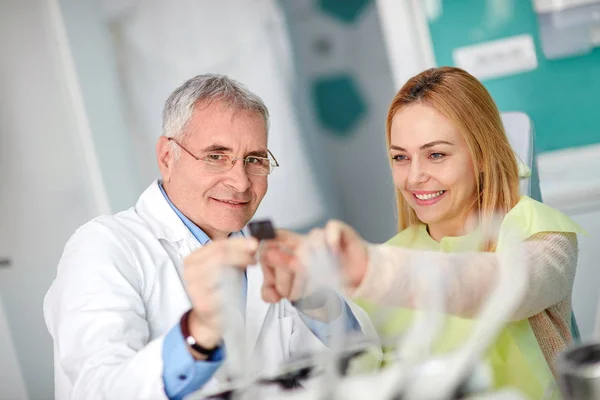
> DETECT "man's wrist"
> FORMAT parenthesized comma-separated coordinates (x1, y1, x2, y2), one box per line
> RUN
(181, 310, 221, 360)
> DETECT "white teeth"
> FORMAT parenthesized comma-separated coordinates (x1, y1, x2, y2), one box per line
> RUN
(415, 190, 445, 200)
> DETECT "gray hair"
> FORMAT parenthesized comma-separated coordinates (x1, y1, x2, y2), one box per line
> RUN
(162, 74, 270, 158)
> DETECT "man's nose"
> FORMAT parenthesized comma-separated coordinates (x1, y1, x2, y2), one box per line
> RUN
(224, 159, 252, 192)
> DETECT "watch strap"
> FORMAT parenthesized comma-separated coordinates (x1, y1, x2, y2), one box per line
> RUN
(180, 309, 219, 358)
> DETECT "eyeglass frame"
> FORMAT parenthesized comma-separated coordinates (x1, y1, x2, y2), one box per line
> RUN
(167, 137, 280, 176)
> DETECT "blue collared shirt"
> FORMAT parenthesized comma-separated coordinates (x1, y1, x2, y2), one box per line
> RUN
(159, 183, 360, 399)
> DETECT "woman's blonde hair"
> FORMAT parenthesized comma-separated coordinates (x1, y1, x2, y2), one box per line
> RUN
(386, 67, 520, 251)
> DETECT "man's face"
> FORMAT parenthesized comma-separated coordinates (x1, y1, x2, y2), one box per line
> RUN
(158, 102, 269, 240)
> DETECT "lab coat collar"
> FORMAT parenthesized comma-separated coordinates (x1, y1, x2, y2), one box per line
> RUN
(135, 180, 190, 243)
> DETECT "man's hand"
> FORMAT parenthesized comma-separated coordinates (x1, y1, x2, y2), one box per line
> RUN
(182, 237, 259, 359)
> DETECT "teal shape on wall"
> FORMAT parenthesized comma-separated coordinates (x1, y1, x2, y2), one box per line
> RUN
(319, 0, 372, 24)
(312, 74, 367, 136)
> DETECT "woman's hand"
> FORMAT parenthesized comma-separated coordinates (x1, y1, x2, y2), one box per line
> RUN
(320, 219, 369, 290)
(294, 220, 369, 291)
(259, 220, 370, 303)
(258, 229, 306, 303)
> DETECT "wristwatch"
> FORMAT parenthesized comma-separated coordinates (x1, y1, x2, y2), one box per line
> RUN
(180, 309, 220, 359)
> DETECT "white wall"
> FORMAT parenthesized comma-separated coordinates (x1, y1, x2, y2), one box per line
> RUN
(0, 0, 103, 397)
(0, 295, 28, 400)
(57, 0, 142, 210)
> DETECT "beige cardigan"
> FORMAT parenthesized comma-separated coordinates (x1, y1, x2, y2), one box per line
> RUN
(352, 232, 578, 374)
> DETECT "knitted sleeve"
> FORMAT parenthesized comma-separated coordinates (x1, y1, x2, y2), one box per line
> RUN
(351, 232, 578, 321)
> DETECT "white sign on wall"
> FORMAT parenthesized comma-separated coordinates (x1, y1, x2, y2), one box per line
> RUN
(452, 34, 538, 81)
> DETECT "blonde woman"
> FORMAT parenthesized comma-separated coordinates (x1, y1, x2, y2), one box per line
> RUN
(261, 67, 584, 398)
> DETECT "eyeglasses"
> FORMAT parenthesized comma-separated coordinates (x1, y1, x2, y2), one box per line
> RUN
(167, 137, 280, 176)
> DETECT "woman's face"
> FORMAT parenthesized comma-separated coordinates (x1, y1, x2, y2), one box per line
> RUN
(389, 103, 478, 238)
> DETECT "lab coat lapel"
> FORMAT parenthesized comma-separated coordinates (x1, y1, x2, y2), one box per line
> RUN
(177, 231, 201, 261)
(245, 265, 271, 355)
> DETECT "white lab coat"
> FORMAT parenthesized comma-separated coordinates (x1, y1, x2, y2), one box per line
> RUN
(44, 181, 378, 400)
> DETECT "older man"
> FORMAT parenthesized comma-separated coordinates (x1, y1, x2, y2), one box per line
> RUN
(44, 74, 376, 400)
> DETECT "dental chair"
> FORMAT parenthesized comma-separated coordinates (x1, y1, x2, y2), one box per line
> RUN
(501, 111, 581, 342)
(501, 112, 542, 202)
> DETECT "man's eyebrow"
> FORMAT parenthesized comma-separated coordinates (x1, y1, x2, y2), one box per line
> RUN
(201, 144, 233, 153)
(201, 144, 268, 158)
(246, 150, 268, 158)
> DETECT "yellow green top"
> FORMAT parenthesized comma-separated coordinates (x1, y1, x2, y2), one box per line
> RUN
(386, 195, 585, 252)
(358, 196, 585, 399)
